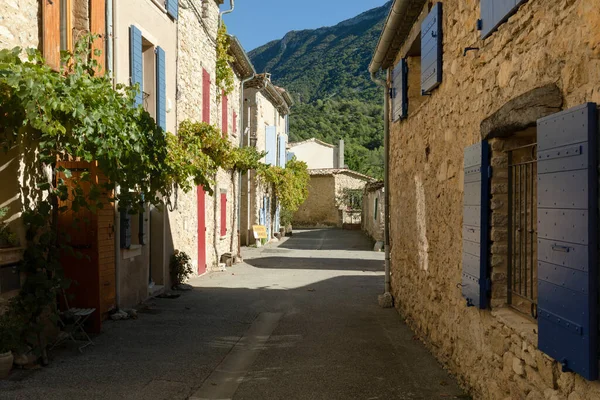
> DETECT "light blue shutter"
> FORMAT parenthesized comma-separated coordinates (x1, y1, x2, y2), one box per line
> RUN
(421, 2, 443, 95)
(479, 0, 526, 39)
(156, 47, 166, 131)
(166, 0, 178, 20)
(462, 141, 491, 309)
(130, 25, 143, 107)
(278, 135, 287, 167)
(536, 103, 598, 381)
(286, 152, 295, 163)
(265, 126, 277, 166)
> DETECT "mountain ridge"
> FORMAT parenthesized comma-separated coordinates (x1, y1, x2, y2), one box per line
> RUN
(248, 2, 391, 178)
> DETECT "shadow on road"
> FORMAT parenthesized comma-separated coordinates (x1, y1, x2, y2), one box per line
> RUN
(245, 256, 384, 272)
(277, 228, 374, 251)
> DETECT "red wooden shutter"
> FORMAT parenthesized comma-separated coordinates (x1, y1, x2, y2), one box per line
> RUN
(42, 0, 61, 71)
(202, 69, 211, 123)
(90, 0, 106, 74)
(222, 94, 228, 137)
(220, 193, 227, 236)
(233, 111, 237, 134)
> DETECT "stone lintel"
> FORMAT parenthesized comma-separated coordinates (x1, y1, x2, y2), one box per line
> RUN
(481, 84, 563, 140)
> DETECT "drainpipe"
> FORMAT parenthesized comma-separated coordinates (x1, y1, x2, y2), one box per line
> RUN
(371, 70, 392, 306)
(219, 0, 234, 26)
(112, 0, 121, 309)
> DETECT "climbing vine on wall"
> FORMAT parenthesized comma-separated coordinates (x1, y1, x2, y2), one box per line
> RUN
(215, 23, 235, 99)
(257, 157, 310, 213)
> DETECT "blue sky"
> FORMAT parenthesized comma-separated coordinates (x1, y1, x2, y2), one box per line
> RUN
(221, 0, 389, 52)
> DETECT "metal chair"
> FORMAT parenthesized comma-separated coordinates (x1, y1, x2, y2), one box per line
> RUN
(51, 291, 95, 353)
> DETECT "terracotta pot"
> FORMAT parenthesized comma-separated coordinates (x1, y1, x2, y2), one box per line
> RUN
(0, 351, 13, 379)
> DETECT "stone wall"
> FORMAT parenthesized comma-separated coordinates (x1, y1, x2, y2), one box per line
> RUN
(387, 0, 600, 399)
(0, 0, 38, 51)
(362, 186, 384, 242)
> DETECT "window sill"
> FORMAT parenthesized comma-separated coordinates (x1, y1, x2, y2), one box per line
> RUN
(492, 307, 538, 347)
(122, 245, 143, 260)
(150, 0, 168, 14)
(220, 235, 227, 240)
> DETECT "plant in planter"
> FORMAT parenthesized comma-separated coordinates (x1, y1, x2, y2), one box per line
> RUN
(0, 207, 19, 249)
(0, 313, 22, 378)
(169, 250, 193, 288)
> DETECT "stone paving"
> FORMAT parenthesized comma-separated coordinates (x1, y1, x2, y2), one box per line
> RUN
(0, 229, 467, 400)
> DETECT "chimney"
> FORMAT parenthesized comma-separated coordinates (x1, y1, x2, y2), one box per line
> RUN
(338, 139, 345, 169)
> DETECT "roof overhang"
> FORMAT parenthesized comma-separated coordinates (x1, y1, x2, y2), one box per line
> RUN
(368, 0, 427, 74)
(227, 35, 255, 80)
(245, 73, 293, 116)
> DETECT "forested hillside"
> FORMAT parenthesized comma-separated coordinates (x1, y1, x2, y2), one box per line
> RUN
(249, 2, 390, 178)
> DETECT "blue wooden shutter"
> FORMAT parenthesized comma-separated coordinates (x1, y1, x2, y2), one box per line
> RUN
(462, 141, 490, 309)
(278, 135, 287, 167)
(536, 103, 598, 380)
(129, 25, 143, 107)
(392, 59, 408, 121)
(156, 46, 166, 131)
(479, 0, 526, 39)
(286, 152, 295, 163)
(165, 0, 178, 20)
(421, 2, 443, 95)
(120, 209, 132, 249)
(265, 126, 277, 166)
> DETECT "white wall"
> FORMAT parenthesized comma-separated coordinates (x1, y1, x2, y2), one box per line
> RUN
(290, 141, 336, 169)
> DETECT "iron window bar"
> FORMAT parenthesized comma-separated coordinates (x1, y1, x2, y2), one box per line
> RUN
(507, 143, 538, 320)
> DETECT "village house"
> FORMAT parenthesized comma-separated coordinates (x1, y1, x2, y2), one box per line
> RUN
(289, 138, 374, 228)
(370, 0, 600, 399)
(240, 73, 293, 245)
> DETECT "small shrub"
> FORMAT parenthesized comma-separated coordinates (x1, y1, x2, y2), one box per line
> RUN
(170, 250, 193, 287)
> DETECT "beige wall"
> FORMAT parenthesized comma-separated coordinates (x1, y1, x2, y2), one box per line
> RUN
(387, 1, 600, 399)
(0, 0, 38, 51)
(362, 187, 384, 242)
(289, 141, 336, 169)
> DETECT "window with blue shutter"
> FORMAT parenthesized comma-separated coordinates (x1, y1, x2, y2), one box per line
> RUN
(120, 209, 132, 249)
(536, 103, 598, 381)
(286, 152, 295, 163)
(155, 46, 166, 131)
(165, 0, 178, 20)
(278, 135, 287, 167)
(462, 141, 491, 309)
(129, 26, 143, 107)
(421, 2, 443, 95)
(392, 58, 408, 121)
(479, 0, 527, 39)
(265, 126, 277, 166)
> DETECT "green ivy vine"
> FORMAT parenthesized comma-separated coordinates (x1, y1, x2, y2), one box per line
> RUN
(216, 23, 235, 98)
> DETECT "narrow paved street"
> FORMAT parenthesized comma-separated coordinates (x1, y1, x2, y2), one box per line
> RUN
(0, 229, 466, 400)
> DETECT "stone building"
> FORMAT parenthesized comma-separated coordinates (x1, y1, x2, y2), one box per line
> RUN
(292, 169, 374, 228)
(240, 74, 293, 245)
(370, 0, 600, 399)
(287, 138, 345, 169)
(362, 181, 385, 244)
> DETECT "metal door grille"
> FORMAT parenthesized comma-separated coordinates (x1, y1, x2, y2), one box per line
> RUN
(507, 143, 538, 318)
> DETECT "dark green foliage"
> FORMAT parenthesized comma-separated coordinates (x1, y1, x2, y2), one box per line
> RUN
(249, 2, 390, 179)
(170, 250, 193, 287)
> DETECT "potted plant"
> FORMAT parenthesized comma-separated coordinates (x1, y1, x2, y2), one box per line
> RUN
(0, 207, 19, 249)
(0, 313, 20, 378)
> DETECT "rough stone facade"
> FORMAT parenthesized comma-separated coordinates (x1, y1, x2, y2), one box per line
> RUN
(174, 0, 240, 273)
(362, 182, 384, 242)
(0, 0, 38, 51)
(385, 1, 600, 399)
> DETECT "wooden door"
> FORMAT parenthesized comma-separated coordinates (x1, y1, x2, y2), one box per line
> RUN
(197, 186, 206, 274)
(56, 161, 101, 333)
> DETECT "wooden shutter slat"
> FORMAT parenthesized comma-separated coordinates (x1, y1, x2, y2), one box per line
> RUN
(480, 0, 526, 39)
(420, 2, 443, 94)
(156, 46, 167, 130)
(90, 0, 106, 74)
(43, 0, 61, 71)
(265, 126, 277, 166)
(392, 59, 408, 121)
(461, 141, 490, 309)
(536, 103, 598, 381)
(166, 0, 179, 20)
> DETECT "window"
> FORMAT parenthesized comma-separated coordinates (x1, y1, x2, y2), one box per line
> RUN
(479, 0, 527, 39)
(222, 94, 228, 137)
(265, 126, 277, 166)
(391, 59, 408, 121)
(120, 206, 147, 249)
(421, 2, 443, 95)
